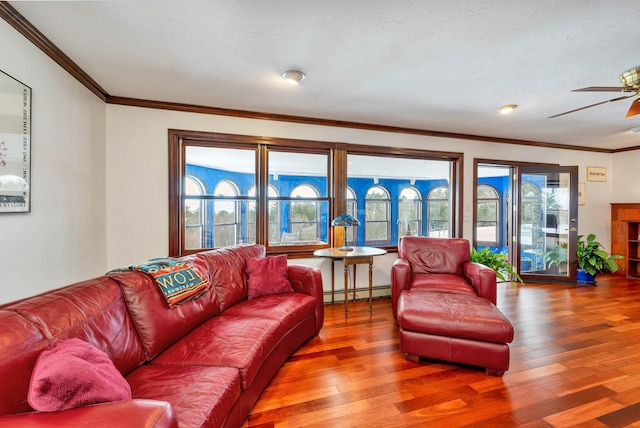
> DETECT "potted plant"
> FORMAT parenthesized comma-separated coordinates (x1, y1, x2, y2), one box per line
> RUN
(471, 247, 524, 286)
(576, 234, 622, 284)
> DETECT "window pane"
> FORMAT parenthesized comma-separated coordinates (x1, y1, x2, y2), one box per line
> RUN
(427, 186, 450, 237)
(347, 154, 451, 245)
(477, 184, 500, 244)
(185, 146, 256, 248)
(268, 151, 329, 247)
(365, 186, 390, 244)
(398, 187, 421, 237)
(268, 152, 328, 197)
(248, 185, 278, 244)
(184, 176, 204, 250)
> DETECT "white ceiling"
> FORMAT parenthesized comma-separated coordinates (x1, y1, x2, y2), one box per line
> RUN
(8, 0, 640, 150)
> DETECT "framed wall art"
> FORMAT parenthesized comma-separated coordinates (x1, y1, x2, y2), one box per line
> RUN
(0, 70, 31, 213)
(586, 166, 606, 182)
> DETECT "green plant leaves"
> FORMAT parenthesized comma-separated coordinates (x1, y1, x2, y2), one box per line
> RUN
(470, 247, 524, 286)
(577, 234, 621, 274)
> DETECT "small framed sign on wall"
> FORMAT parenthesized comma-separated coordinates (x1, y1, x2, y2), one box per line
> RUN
(0, 70, 31, 213)
(586, 166, 607, 182)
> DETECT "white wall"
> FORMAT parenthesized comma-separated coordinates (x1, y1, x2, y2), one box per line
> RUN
(0, 20, 107, 303)
(612, 150, 640, 202)
(105, 105, 616, 295)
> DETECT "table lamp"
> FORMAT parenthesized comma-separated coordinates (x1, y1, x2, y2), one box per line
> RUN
(331, 213, 360, 251)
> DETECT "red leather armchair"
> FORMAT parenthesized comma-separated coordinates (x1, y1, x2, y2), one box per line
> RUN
(391, 237, 514, 375)
(391, 236, 497, 318)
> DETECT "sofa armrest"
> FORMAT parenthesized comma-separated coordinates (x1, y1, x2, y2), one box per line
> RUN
(288, 264, 324, 334)
(464, 262, 497, 305)
(0, 399, 178, 428)
(391, 258, 411, 319)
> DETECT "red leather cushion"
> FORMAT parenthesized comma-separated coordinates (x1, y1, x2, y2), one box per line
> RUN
(152, 315, 280, 390)
(398, 290, 514, 343)
(127, 365, 240, 428)
(197, 245, 265, 311)
(246, 255, 293, 299)
(6, 277, 146, 375)
(399, 237, 470, 275)
(0, 310, 49, 416)
(410, 273, 477, 296)
(28, 338, 132, 412)
(110, 254, 220, 360)
(221, 292, 316, 338)
(0, 399, 178, 428)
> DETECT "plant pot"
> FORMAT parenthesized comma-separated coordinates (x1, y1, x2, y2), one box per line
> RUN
(577, 268, 597, 284)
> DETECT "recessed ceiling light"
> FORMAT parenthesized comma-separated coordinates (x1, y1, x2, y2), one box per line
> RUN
(497, 104, 517, 114)
(631, 126, 640, 133)
(282, 70, 305, 85)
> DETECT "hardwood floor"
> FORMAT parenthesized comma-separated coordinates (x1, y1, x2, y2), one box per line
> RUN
(244, 275, 640, 427)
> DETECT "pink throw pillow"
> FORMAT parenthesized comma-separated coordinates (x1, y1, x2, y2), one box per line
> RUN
(246, 254, 294, 299)
(28, 338, 132, 412)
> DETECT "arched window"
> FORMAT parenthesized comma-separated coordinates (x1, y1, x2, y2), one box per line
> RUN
(365, 185, 391, 245)
(477, 185, 500, 245)
(184, 175, 205, 250)
(248, 184, 280, 243)
(346, 186, 358, 245)
(520, 181, 542, 252)
(398, 186, 422, 237)
(213, 180, 240, 248)
(427, 186, 450, 237)
(289, 184, 321, 241)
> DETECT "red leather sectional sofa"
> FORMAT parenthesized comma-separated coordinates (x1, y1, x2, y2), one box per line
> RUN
(0, 244, 324, 427)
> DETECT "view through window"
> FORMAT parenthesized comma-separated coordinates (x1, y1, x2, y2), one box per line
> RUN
(169, 131, 460, 256)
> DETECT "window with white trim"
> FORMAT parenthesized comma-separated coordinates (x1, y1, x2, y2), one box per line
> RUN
(184, 175, 205, 250)
(427, 186, 450, 237)
(212, 180, 241, 248)
(477, 184, 500, 245)
(398, 186, 422, 237)
(364, 185, 391, 245)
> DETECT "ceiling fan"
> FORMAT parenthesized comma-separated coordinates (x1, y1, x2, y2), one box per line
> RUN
(549, 66, 640, 119)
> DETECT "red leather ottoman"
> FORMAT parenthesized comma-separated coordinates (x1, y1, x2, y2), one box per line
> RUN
(397, 289, 514, 376)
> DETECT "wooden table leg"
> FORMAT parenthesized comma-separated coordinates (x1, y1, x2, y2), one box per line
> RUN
(344, 262, 349, 318)
(331, 259, 335, 304)
(352, 265, 357, 301)
(368, 260, 373, 315)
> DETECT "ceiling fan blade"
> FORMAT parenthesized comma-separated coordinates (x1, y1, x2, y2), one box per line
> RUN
(572, 86, 631, 92)
(548, 94, 636, 119)
(626, 98, 640, 117)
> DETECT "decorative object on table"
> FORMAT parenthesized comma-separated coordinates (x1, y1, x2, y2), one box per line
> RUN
(331, 212, 360, 251)
(0, 70, 31, 213)
(470, 247, 524, 286)
(576, 234, 622, 284)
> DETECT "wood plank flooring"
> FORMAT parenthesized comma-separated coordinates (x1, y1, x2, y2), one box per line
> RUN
(244, 274, 640, 427)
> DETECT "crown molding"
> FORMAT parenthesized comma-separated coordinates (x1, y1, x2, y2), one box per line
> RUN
(0, 1, 108, 101)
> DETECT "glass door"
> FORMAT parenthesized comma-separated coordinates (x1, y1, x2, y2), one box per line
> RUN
(517, 166, 578, 283)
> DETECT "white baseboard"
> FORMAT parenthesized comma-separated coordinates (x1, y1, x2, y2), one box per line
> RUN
(322, 284, 391, 303)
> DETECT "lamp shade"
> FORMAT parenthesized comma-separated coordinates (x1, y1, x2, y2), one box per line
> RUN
(331, 213, 360, 227)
